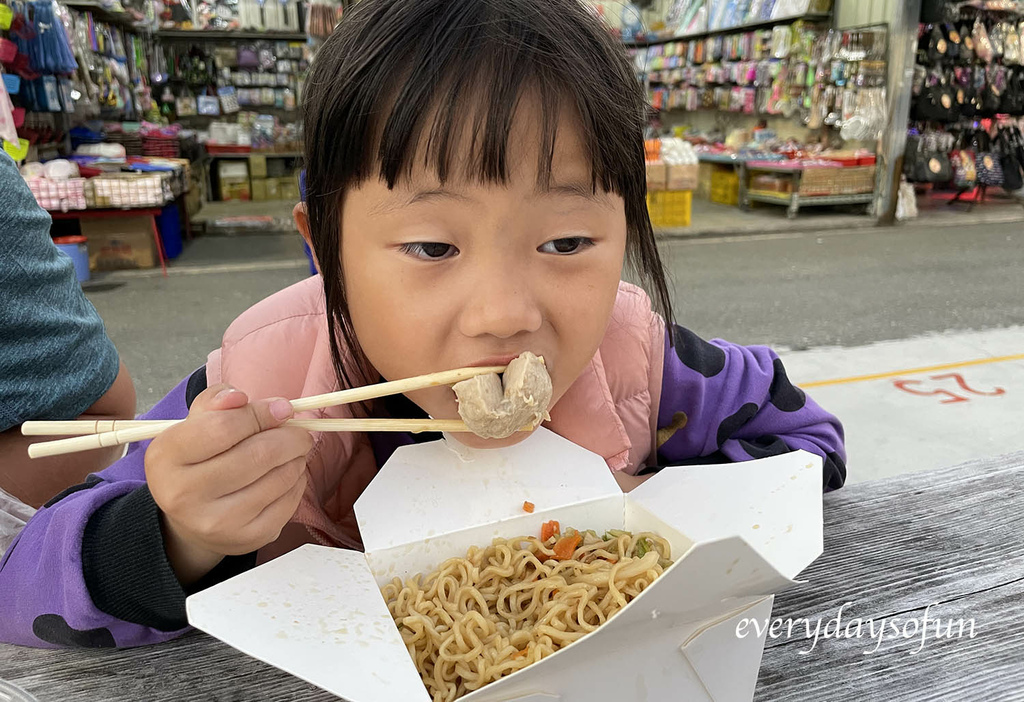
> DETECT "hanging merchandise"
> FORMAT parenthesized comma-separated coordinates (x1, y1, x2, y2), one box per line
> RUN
(12, 1, 79, 76)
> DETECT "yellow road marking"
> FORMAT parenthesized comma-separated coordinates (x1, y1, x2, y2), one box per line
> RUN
(800, 353, 1024, 389)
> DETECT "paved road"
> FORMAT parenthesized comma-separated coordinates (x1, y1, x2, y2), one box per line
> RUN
(656, 223, 1022, 350)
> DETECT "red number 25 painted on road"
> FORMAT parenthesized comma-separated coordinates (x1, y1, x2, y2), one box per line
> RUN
(893, 373, 1006, 404)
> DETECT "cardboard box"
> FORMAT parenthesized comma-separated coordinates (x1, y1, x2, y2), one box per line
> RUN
(249, 154, 268, 178)
(265, 178, 281, 200)
(667, 164, 699, 191)
(188, 428, 823, 702)
(645, 162, 668, 191)
(251, 178, 268, 202)
(279, 179, 300, 201)
(82, 217, 157, 270)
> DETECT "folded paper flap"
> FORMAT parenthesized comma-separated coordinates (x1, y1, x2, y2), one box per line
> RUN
(355, 428, 620, 553)
(628, 450, 824, 579)
(680, 596, 776, 702)
(186, 545, 430, 702)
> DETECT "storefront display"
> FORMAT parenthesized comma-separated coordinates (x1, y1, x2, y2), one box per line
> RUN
(906, 2, 1024, 208)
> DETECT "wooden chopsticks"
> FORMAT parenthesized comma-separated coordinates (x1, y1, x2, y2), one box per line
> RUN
(24, 365, 506, 459)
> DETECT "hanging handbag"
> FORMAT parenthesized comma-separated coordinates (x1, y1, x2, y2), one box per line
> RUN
(1001, 69, 1024, 114)
(917, 132, 953, 183)
(955, 68, 979, 118)
(943, 24, 962, 62)
(975, 132, 1004, 186)
(952, 148, 977, 188)
(981, 67, 1006, 116)
(959, 22, 976, 64)
(998, 128, 1024, 191)
(974, 18, 995, 64)
(1004, 22, 1022, 64)
(926, 25, 951, 64)
(915, 72, 957, 121)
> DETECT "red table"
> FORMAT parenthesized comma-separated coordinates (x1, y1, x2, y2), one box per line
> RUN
(48, 207, 168, 277)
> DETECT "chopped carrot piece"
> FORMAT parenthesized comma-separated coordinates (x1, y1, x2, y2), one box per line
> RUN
(541, 520, 559, 541)
(552, 533, 582, 560)
(523, 501, 535, 513)
(512, 647, 528, 659)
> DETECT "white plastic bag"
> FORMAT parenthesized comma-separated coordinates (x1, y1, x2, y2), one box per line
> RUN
(896, 178, 919, 221)
(0, 487, 36, 558)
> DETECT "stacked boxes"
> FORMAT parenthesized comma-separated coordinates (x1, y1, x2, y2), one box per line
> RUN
(645, 162, 696, 228)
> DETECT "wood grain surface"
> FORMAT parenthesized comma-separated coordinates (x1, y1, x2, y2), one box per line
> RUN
(1, 451, 1021, 702)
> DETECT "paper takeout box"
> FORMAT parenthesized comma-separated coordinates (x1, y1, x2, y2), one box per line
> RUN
(188, 428, 823, 702)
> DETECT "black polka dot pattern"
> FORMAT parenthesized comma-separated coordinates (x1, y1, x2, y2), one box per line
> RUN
(768, 358, 806, 413)
(671, 325, 726, 379)
(738, 435, 790, 459)
(824, 451, 847, 490)
(716, 402, 759, 447)
(32, 614, 116, 648)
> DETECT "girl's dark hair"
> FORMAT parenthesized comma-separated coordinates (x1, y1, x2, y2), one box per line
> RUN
(303, 0, 674, 393)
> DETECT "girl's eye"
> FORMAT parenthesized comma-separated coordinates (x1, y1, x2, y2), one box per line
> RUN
(539, 237, 595, 255)
(401, 242, 458, 260)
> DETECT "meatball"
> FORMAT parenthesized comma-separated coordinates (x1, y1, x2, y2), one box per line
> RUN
(452, 352, 553, 439)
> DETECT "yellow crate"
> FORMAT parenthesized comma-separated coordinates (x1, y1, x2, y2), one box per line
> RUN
(647, 190, 692, 228)
(710, 168, 740, 206)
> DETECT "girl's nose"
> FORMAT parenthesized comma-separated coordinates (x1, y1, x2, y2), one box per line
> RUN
(457, 264, 543, 340)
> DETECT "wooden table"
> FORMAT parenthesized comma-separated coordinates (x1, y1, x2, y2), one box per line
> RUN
(1, 452, 1022, 701)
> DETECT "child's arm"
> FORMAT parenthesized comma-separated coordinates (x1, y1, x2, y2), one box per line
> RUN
(656, 325, 846, 491)
(0, 371, 310, 648)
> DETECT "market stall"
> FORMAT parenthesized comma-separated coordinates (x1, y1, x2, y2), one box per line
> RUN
(1, 0, 326, 275)
(602, 1, 892, 225)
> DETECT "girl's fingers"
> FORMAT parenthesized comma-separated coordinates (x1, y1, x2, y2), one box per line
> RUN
(160, 386, 296, 465)
(234, 468, 309, 554)
(214, 455, 308, 526)
(197, 426, 313, 497)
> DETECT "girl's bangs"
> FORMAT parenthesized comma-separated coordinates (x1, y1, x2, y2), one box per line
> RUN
(303, 0, 648, 199)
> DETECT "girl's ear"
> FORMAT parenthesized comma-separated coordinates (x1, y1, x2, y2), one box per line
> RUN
(293, 202, 321, 274)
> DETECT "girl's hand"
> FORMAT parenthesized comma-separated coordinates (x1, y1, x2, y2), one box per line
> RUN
(145, 384, 313, 585)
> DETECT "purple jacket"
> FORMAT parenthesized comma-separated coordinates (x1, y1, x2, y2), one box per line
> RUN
(0, 326, 844, 649)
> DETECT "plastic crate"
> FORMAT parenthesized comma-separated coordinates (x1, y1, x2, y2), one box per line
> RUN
(647, 190, 692, 228)
(710, 168, 739, 206)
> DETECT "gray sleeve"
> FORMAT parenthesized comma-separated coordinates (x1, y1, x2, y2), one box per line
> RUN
(0, 154, 120, 432)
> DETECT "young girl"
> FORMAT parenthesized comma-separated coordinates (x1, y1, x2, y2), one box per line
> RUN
(0, 0, 845, 649)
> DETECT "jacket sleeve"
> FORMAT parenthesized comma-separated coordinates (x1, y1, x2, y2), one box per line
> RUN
(0, 369, 256, 649)
(655, 325, 847, 491)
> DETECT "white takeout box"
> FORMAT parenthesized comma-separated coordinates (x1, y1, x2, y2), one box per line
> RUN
(187, 427, 823, 702)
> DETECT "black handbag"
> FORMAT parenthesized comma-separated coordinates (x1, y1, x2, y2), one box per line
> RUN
(926, 25, 951, 64)
(975, 132, 1004, 186)
(999, 128, 1024, 191)
(909, 133, 953, 183)
(943, 24, 962, 61)
(956, 68, 980, 118)
(1001, 69, 1024, 114)
(915, 74, 958, 121)
(981, 69, 1005, 116)
(959, 22, 976, 64)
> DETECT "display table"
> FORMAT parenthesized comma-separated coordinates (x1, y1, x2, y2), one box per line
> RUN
(740, 162, 876, 219)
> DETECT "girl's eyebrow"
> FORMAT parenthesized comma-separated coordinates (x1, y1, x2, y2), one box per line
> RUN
(371, 188, 473, 215)
(541, 181, 614, 208)
(541, 181, 601, 201)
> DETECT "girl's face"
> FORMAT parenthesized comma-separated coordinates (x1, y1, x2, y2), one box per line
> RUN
(331, 109, 628, 448)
